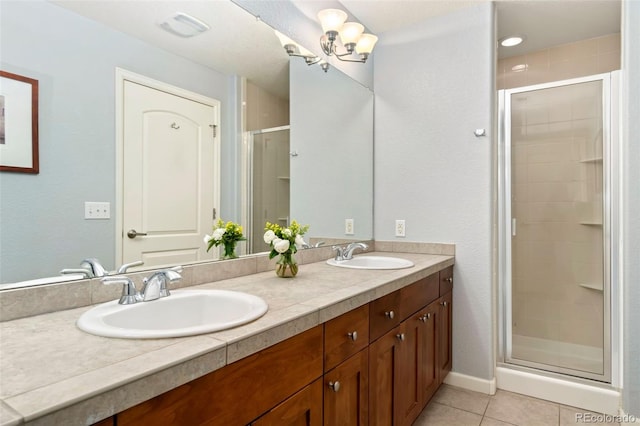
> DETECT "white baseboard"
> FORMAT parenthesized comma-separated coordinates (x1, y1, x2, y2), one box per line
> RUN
(496, 366, 620, 415)
(443, 371, 497, 395)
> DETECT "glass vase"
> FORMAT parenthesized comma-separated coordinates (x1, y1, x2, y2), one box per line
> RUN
(276, 252, 298, 278)
(222, 241, 238, 259)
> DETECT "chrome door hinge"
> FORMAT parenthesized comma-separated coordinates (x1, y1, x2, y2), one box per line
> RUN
(213, 207, 217, 220)
(209, 124, 217, 138)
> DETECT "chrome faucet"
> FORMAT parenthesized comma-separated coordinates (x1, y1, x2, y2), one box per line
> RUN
(60, 258, 108, 278)
(343, 242, 368, 260)
(332, 242, 368, 261)
(101, 266, 182, 305)
(81, 258, 108, 277)
(101, 275, 140, 305)
(140, 266, 183, 302)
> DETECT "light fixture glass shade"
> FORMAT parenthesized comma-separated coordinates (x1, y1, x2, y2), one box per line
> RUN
(317, 9, 348, 34)
(355, 33, 378, 54)
(340, 22, 364, 45)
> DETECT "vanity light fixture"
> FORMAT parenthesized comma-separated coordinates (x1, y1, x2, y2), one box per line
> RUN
(160, 12, 210, 38)
(500, 35, 524, 47)
(317, 8, 378, 63)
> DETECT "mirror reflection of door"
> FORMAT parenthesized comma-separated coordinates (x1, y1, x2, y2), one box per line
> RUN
(250, 127, 290, 253)
(121, 76, 220, 268)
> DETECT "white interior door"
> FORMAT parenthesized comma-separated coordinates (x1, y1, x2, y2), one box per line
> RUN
(121, 79, 219, 268)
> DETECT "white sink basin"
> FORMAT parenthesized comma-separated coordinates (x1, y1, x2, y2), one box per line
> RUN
(77, 289, 268, 339)
(326, 255, 414, 270)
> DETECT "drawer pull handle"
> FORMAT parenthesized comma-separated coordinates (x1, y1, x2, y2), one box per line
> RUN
(440, 301, 448, 307)
(419, 313, 431, 322)
(385, 310, 395, 319)
(396, 333, 405, 341)
(445, 277, 453, 283)
(347, 331, 358, 341)
(328, 381, 341, 392)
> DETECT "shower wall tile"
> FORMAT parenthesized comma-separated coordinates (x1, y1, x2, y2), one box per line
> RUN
(497, 33, 620, 90)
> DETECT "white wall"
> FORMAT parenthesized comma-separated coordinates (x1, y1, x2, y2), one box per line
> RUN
(621, 0, 640, 417)
(373, 3, 495, 381)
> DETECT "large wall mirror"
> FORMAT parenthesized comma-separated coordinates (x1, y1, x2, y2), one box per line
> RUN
(0, 0, 373, 286)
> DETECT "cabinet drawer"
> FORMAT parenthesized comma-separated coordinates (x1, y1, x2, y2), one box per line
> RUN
(324, 304, 370, 372)
(369, 290, 401, 342)
(439, 266, 454, 295)
(117, 326, 323, 426)
(400, 273, 439, 319)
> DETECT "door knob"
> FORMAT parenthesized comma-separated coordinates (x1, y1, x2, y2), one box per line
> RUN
(385, 310, 395, 319)
(328, 381, 341, 392)
(127, 229, 148, 239)
(347, 331, 358, 341)
(396, 333, 405, 341)
(445, 277, 453, 283)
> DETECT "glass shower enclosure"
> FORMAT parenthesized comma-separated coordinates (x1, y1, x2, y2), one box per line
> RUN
(499, 73, 617, 382)
(247, 126, 290, 254)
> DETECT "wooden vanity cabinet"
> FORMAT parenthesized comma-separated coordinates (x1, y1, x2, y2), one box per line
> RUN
(109, 268, 453, 426)
(117, 326, 323, 426)
(369, 269, 453, 426)
(252, 378, 323, 426)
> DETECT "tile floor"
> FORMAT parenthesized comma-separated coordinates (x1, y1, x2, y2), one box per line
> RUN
(413, 384, 621, 426)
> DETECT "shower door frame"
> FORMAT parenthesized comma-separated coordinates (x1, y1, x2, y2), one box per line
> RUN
(497, 72, 620, 384)
(245, 125, 291, 253)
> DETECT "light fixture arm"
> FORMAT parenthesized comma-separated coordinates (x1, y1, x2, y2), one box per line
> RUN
(320, 35, 367, 63)
(284, 43, 322, 65)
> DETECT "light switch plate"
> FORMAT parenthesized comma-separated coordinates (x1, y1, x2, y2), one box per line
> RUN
(85, 202, 110, 219)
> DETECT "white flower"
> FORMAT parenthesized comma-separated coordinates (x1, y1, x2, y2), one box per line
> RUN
(283, 228, 292, 238)
(295, 234, 306, 248)
(273, 238, 290, 254)
(203, 234, 212, 244)
(212, 228, 226, 241)
(264, 230, 276, 244)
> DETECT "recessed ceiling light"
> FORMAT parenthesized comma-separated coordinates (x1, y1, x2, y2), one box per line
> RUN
(500, 36, 524, 47)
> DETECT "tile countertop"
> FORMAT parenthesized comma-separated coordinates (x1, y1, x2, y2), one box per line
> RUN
(0, 252, 454, 426)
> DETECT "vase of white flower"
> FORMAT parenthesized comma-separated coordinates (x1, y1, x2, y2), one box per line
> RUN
(264, 220, 309, 278)
(204, 219, 246, 260)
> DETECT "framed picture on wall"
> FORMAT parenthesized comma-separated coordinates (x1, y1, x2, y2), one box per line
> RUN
(0, 70, 39, 174)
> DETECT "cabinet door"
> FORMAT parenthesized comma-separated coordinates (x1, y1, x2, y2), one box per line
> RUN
(395, 318, 421, 426)
(253, 379, 323, 426)
(419, 302, 439, 407)
(369, 326, 400, 426)
(324, 349, 369, 426)
(437, 292, 453, 383)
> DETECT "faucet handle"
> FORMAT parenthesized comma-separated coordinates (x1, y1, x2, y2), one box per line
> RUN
(117, 260, 144, 274)
(102, 276, 139, 305)
(332, 245, 345, 261)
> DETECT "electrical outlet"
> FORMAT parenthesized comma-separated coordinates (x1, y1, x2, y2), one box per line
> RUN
(85, 202, 110, 220)
(395, 220, 406, 237)
(345, 218, 354, 235)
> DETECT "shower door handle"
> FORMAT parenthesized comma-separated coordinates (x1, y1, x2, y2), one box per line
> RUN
(512, 218, 517, 237)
